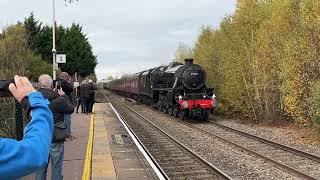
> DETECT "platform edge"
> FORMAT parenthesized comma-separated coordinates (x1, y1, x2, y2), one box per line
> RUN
(82, 106, 95, 180)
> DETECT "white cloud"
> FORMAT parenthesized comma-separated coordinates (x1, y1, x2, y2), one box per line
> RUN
(0, 0, 236, 80)
(170, 29, 193, 36)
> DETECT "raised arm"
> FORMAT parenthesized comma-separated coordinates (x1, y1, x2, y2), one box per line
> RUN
(0, 76, 53, 179)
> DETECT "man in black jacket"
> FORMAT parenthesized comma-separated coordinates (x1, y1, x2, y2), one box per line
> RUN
(55, 72, 74, 139)
(55, 72, 73, 100)
(87, 79, 96, 114)
(35, 74, 74, 180)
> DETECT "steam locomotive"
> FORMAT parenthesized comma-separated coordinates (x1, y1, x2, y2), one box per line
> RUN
(104, 58, 216, 120)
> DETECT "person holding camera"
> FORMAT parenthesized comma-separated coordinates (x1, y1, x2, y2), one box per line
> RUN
(35, 74, 74, 180)
(55, 72, 74, 140)
(0, 75, 53, 179)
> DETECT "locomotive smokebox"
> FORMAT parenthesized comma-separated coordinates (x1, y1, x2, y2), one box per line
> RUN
(184, 58, 194, 65)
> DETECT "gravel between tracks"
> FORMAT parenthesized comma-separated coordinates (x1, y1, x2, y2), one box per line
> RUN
(214, 118, 320, 157)
(195, 122, 320, 178)
(107, 92, 298, 180)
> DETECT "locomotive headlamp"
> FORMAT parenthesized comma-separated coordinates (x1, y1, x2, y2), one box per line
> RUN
(179, 95, 182, 100)
(203, 95, 206, 99)
(212, 94, 216, 99)
(182, 101, 189, 108)
(211, 94, 217, 108)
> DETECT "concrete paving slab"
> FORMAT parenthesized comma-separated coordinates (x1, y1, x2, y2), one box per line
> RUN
(63, 112, 90, 179)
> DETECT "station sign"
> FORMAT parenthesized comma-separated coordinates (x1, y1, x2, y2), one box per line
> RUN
(56, 54, 66, 64)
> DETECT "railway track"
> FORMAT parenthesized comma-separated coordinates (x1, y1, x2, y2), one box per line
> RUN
(145, 98, 320, 179)
(100, 91, 232, 180)
(209, 121, 320, 163)
(99, 90, 320, 179)
(182, 121, 320, 179)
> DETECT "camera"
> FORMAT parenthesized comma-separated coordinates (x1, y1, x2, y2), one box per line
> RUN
(0, 80, 14, 97)
(55, 81, 62, 90)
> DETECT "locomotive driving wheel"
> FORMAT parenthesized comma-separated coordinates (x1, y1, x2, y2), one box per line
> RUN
(202, 109, 209, 121)
(173, 108, 179, 118)
(168, 107, 173, 116)
(162, 106, 167, 114)
(179, 109, 189, 120)
(153, 103, 158, 109)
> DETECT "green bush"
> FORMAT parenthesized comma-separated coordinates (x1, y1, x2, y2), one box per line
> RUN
(28, 55, 52, 81)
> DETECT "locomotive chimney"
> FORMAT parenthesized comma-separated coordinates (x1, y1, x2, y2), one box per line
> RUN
(185, 58, 194, 65)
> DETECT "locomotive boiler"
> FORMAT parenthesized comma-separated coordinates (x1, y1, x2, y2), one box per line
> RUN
(105, 58, 216, 120)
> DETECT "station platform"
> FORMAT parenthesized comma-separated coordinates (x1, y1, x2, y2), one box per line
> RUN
(89, 103, 160, 180)
(23, 103, 161, 180)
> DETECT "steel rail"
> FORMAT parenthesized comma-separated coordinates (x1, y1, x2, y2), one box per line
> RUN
(181, 121, 318, 180)
(210, 121, 320, 163)
(106, 92, 232, 180)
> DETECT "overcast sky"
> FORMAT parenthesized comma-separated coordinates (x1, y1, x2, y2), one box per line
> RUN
(0, 0, 236, 80)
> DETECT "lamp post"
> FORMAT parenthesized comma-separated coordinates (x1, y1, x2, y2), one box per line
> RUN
(52, 0, 57, 80)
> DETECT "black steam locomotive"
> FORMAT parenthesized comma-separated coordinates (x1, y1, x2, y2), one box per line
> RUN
(105, 58, 216, 120)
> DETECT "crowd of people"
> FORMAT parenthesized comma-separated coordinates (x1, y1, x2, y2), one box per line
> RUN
(0, 72, 96, 180)
(76, 79, 96, 115)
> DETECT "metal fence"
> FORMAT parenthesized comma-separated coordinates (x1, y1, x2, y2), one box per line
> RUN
(0, 97, 24, 140)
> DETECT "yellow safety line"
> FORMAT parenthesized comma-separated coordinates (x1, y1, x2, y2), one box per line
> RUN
(82, 105, 95, 180)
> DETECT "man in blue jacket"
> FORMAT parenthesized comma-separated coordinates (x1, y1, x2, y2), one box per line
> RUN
(0, 75, 53, 179)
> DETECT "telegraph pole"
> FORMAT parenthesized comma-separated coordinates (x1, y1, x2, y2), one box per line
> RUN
(52, 0, 57, 80)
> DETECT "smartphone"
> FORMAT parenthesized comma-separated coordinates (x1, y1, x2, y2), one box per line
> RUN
(55, 81, 62, 91)
(0, 80, 14, 97)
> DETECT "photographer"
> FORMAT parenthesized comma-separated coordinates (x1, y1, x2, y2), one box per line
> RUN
(55, 72, 74, 140)
(0, 75, 53, 179)
(35, 74, 74, 180)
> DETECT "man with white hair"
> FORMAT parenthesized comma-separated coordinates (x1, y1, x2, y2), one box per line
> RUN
(35, 74, 74, 180)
